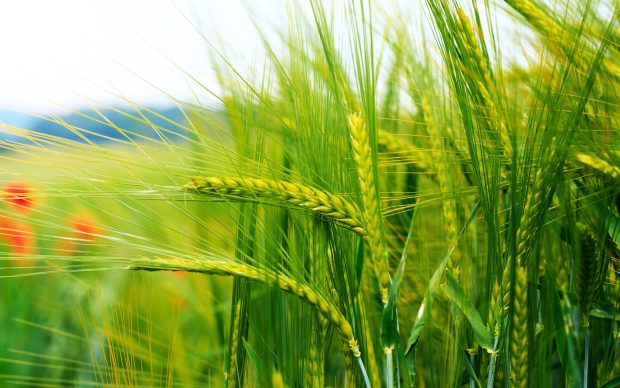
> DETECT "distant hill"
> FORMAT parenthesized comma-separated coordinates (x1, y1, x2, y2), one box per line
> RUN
(0, 107, 192, 145)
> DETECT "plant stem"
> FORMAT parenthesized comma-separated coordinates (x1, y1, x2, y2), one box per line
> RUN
(583, 326, 590, 388)
(486, 334, 500, 388)
(469, 352, 475, 388)
(386, 348, 394, 387)
(358, 357, 372, 388)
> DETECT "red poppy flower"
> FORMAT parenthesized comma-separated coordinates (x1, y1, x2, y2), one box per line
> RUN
(69, 215, 101, 241)
(3, 181, 34, 212)
(0, 217, 35, 266)
(172, 270, 188, 278)
(54, 214, 101, 255)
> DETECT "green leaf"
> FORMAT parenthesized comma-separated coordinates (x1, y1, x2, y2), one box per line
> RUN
(607, 212, 620, 245)
(462, 351, 482, 388)
(441, 271, 493, 350)
(243, 338, 265, 381)
(405, 201, 481, 354)
(396, 338, 413, 388)
(405, 249, 451, 354)
(380, 250, 405, 349)
(381, 207, 417, 350)
(547, 274, 582, 387)
(591, 305, 620, 321)
(354, 238, 365, 295)
(601, 376, 620, 388)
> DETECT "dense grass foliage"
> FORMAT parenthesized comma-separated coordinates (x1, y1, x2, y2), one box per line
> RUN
(1, 0, 619, 386)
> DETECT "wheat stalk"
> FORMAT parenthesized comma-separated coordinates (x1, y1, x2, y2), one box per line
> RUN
(128, 257, 362, 358)
(348, 113, 390, 304)
(184, 177, 365, 236)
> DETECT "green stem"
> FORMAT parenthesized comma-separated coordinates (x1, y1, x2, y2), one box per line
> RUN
(583, 326, 590, 388)
(358, 357, 372, 388)
(386, 348, 394, 387)
(469, 352, 475, 388)
(486, 335, 499, 388)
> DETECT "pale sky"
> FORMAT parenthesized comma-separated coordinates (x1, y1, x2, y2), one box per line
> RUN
(0, 0, 290, 114)
(0, 0, 527, 115)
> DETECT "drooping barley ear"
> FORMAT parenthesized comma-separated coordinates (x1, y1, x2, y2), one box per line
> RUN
(509, 265, 529, 388)
(185, 176, 366, 236)
(575, 153, 620, 181)
(348, 113, 390, 304)
(128, 257, 362, 358)
(226, 302, 242, 388)
(577, 229, 600, 327)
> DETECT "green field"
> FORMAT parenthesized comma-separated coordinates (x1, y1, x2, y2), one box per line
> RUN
(1, 1, 620, 387)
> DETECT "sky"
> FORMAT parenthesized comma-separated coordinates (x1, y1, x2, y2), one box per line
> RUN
(0, 0, 290, 114)
(0, 0, 527, 115)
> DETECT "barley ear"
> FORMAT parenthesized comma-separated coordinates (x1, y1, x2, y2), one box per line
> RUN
(575, 153, 620, 181)
(509, 265, 529, 388)
(348, 112, 390, 304)
(577, 228, 600, 327)
(128, 257, 362, 358)
(185, 176, 366, 235)
(226, 302, 242, 388)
